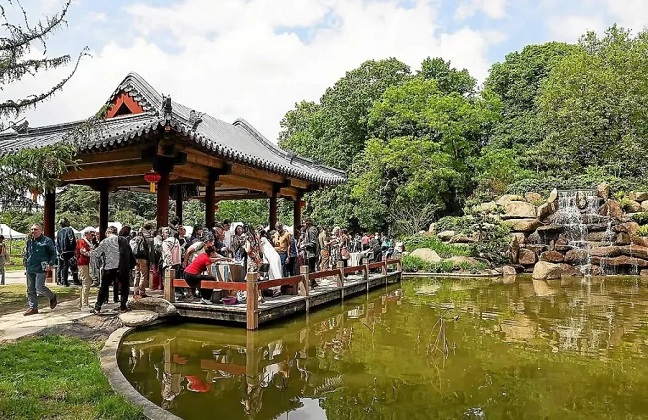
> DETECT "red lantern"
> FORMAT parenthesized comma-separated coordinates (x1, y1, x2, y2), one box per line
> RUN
(299, 199, 306, 208)
(30, 187, 39, 202)
(144, 170, 162, 193)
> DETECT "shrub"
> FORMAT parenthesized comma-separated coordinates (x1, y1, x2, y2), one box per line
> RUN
(402, 234, 471, 258)
(435, 215, 473, 233)
(429, 260, 455, 273)
(631, 213, 648, 225)
(638, 225, 648, 237)
(401, 255, 428, 272)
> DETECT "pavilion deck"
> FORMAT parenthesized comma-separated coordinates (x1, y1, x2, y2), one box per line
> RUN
(164, 258, 402, 329)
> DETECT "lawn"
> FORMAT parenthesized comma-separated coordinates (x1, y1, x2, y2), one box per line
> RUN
(0, 335, 144, 420)
(0, 284, 80, 316)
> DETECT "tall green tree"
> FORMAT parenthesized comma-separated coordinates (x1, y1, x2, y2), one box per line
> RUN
(417, 57, 476, 95)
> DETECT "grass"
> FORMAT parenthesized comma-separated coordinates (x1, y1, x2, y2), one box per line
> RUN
(0, 284, 80, 316)
(0, 335, 144, 420)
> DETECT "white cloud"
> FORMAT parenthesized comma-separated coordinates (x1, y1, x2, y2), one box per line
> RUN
(455, 0, 507, 20)
(4, 0, 504, 142)
(604, 0, 648, 32)
(545, 14, 606, 42)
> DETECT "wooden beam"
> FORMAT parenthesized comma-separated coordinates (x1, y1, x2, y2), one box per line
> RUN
(171, 162, 211, 181)
(230, 163, 284, 184)
(157, 170, 170, 229)
(219, 174, 273, 194)
(61, 162, 152, 182)
(76, 147, 148, 165)
(99, 188, 108, 241)
(279, 186, 298, 199)
(290, 179, 310, 189)
(176, 144, 225, 169)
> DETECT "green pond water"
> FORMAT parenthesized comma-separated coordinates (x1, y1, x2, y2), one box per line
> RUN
(117, 276, 648, 419)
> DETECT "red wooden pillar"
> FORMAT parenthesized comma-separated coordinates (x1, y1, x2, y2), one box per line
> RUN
(43, 189, 56, 240)
(205, 176, 216, 228)
(269, 188, 278, 229)
(156, 171, 170, 229)
(175, 187, 183, 221)
(293, 194, 302, 231)
(99, 188, 109, 241)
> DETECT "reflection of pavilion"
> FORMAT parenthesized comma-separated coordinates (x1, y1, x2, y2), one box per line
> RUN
(120, 286, 403, 419)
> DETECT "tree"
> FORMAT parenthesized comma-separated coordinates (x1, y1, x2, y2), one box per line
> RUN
(1, 0, 88, 126)
(417, 57, 476, 95)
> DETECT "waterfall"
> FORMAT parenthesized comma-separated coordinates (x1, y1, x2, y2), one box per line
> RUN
(554, 190, 600, 275)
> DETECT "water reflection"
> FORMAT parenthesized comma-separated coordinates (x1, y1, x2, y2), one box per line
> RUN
(119, 276, 648, 419)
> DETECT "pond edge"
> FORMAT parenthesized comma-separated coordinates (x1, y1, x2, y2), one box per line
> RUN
(101, 326, 183, 420)
(403, 272, 502, 278)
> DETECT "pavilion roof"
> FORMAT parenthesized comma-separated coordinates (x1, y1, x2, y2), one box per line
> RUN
(0, 72, 346, 186)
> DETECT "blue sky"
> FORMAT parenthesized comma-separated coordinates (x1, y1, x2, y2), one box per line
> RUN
(4, 0, 646, 141)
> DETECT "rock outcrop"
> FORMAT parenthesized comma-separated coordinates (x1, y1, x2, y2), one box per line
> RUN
(532, 262, 562, 280)
(128, 297, 178, 317)
(119, 310, 159, 327)
(410, 248, 442, 263)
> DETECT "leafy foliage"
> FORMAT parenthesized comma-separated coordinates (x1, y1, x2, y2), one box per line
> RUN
(401, 234, 470, 258)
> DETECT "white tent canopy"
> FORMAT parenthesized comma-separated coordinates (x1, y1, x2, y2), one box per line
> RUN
(0, 224, 27, 239)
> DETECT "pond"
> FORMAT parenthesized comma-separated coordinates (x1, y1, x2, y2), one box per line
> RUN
(118, 276, 648, 419)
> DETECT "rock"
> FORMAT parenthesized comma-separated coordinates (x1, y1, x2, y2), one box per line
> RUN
(625, 200, 642, 213)
(509, 232, 526, 244)
(576, 191, 587, 209)
(501, 265, 517, 276)
(619, 245, 648, 259)
(590, 246, 623, 257)
(548, 188, 558, 203)
(631, 236, 648, 247)
(524, 192, 543, 203)
(119, 310, 159, 327)
(536, 224, 563, 233)
(428, 223, 436, 235)
(532, 261, 562, 280)
(559, 263, 584, 277)
(445, 256, 481, 267)
(509, 236, 520, 264)
(540, 250, 564, 263)
(586, 231, 608, 242)
(128, 297, 178, 317)
(599, 200, 624, 220)
(518, 248, 537, 265)
(614, 222, 639, 236)
(501, 201, 537, 219)
(449, 233, 476, 244)
(598, 255, 648, 268)
(590, 265, 601, 276)
(586, 222, 609, 232)
(581, 214, 607, 224)
(504, 218, 541, 232)
(615, 232, 631, 246)
(564, 249, 588, 264)
(537, 202, 557, 221)
(526, 244, 547, 254)
(642, 201, 648, 212)
(640, 269, 648, 277)
(410, 248, 442, 263)
(527, 232, 541, 244)
(476, 201, 498, 213)
(630, 192, 648, 202)
(597, 182, 610, 199)
(497, 194, 525, 204)
(437, 230, 455, 242)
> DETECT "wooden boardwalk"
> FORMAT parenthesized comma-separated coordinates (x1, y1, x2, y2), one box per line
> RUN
(164, 259, 402, 329)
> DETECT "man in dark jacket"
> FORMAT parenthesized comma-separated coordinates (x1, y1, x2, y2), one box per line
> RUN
(24, 224, 58, 316)
(56, 218, 77, 286)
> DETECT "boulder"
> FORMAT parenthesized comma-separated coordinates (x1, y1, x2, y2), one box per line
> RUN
(437, 230, 455, 241)
(597, 182, 610, 199)
(540, 250, 564, 263)
(501, 201, 537, 219)
(428, 223, 436, 235)
(445, 256, 481, 267)
(614, 222, 640, 236)
(599, 200, 624, 220)
(576, 191, 587, 209)
(497, 194, 525, 204)
(590, 246, 622, 258)
(119, 310, 159, 327)
(505, 218, 541, 232)
(501, 265, 517, 276)
(510, 236, 520, 264)
(619, 245, 648, 259)
(518, 248, 537, 265)
(640, 269, 648, 277)
(128, 297, 178, 317)
(631, 236, 648, 247)
(527, 232, 542, 244)
(536, 224, 563, 233)
(615, 232, 631, 246)
(598, 255, 648, 268)
(625, 200, 642, 213)
(564, 249, 588, 264)
(586, 231, 608, 242)
(548, 188, 558, 203)
(554, 238, 572, 252)
(559, 263, 584, 277)
(524, 192, 543, 204)
(532, 261, 562, 280)
(642, 201, 648, 212)
(526, 244, 547, 254)
(509, 232, 526, 244)
(476, 201, 498, 213)
(590, 265, 601, 276)
(537, 202, 557, 221)
(449, 233, 476, 244)
(410, 248, 442, 263)
(631, 192, 648, 202)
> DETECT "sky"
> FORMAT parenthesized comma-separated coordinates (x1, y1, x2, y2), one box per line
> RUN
(3, 0, 647, 142)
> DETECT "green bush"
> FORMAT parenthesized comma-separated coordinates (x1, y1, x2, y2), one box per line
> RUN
(429, 260, 455, 273)
(638, 225, 648, 237)
(631, 213, 648, 225)
(401, 255, 428, 272)
(435, 215, 473, 233)
(402, 234, 471, 258)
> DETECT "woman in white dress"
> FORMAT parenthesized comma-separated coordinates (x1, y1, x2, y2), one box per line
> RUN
(259, 230, 283, 280)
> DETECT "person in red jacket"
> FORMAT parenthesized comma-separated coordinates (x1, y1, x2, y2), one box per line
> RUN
(76, 227, 95, 310)
(184, 245, 231, 304)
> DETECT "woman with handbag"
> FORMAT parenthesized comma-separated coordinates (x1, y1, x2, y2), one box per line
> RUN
(76, 227, 95, 310)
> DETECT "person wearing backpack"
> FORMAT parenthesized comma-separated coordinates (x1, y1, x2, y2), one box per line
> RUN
(56, 218, 77, 287)
(0, 235, 7, 285)
(130, 228, 150, 298)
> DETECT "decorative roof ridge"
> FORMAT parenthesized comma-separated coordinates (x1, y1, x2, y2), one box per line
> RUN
(107, 72, 163, 115)
(232, 118, 346, 177)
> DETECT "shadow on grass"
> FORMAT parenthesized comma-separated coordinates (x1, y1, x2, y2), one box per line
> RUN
(0, 284, 81, 316)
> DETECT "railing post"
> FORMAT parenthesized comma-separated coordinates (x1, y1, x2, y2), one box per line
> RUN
(299, 265, 310, 296)
(336, 261, 345, 288)
(246, 272, 259, 330)
(364, 263, 370, 281)
(381, 257, 387, 276)
(164, 268, 175, 303)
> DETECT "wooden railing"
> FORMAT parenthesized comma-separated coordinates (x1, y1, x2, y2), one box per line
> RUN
(164, 257, 401, 330)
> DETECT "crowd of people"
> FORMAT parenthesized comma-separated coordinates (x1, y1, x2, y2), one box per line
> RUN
(21, 215, 399, 315)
